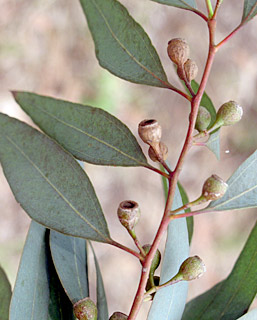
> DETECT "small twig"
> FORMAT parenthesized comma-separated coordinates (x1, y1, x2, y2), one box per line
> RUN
(170, 208, 214, 220)
(212, 0, 223, 20)
(205, 0, 214, 18)
(128, 229, 146, 257)
(110, 239, 144, 262)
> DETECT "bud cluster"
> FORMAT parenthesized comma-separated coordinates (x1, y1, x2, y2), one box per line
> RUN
(167, 38, 198, 82)
(138, 119, 168, 162)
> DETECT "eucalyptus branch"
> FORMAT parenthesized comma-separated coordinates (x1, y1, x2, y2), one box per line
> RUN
(212, 0, 223, 19)
(205, 0, 214, 18)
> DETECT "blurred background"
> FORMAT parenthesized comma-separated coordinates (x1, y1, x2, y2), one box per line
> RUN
(0, 0, 256, 318)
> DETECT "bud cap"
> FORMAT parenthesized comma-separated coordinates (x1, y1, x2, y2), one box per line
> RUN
(109, 312, 128, 320)
(138, 119, 162, 146)
(195, 106, 211, 132)
(73, 297, 97, 320)
(202, 174, 228, 201)
(117, 200, 140, 230)
(216, 101, 243, 126)
(178, 256, 206, 281)
(167, 38, 190, 65)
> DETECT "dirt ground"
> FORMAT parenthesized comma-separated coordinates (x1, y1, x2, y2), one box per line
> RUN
(0, 0, 256, 318)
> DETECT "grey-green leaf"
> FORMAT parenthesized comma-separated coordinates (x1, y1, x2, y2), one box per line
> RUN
(9, 222, 49, 320)
(207, 150, 257, 211)
(148, 186, 189, 320)
(89, 242, 108, 320)
(50, 231, 89, 304)
(150, 0, 197, 10)
(242, 1, 257, 22)
(191, 80, 216, 128)
(0, 113, 110, 242)
(0, 265, 12, 320)
(182, 221, 257, 320)
(206, 129, 220, 160)
(13, 91, 148, 167)
(237, 309, 257, 319)
(79, 0, 169, 88)
(178, 181, 194, 244)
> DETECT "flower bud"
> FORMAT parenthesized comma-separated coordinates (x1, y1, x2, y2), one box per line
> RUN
(117, 200, 140, 231)
(184, 59, 198, 82)
(167, 38, 190, 65)
(146, 275, 160, 292)
(178, 256, 206, 281)
(142, 244, 161, 274)
(202, 174, 228, 201)
(148, 142, 168, 162)
(195, 106, 211, 132)
(73, 298, 97, 320)
(109, 312, 128, 320)
(138, 119, 162, 147)
(216, 101, 243, 126)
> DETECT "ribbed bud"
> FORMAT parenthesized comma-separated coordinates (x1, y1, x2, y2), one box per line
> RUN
(148, 142, 168, 162)
(202, 174, 228, 201)
(184, 59, 198, 82)
(167, 38, 190, 65)
(216, 101, 243, 126)
(73, 298, 97, 320)
(178, 256, 206, 281)
(138, 119, 162, 147)
(142, 244, 161, 274)
(109, 312, 128, 320)
(117, 200, 140, 230)
(195, 106, 211, 132)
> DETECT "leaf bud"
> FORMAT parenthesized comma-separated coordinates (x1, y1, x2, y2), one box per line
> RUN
(178, 256, 206, 281)
(148, 142, 168, 162)
(167, 38, 190, 65)
(142, 244, 161, 274)
(109, 312, 128, 320)
(117, 200, 140, 231)
(73, 297, 97, 320)
(195, 106, 211, 132)
(202, 174, 228, 201)
(184, 59, 198, 82)
(216, 101, 243, 126)
(138, 119, 162, 147)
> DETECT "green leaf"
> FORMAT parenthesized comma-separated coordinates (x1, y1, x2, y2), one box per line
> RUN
(89, 242, 108, 320)
(9, 222, 50, 320)
(191, 80, 216, 128)
(182, 221, 257, 320)
(178, 181, 194, 244)
(47, 232, 75, 320)
(50, 231, 89, 304)
(207, 150, 257, 211)
(242, 1, 257, 22)
(148, 186, 189, 320)
(0, 113, 110, 243)
(150, 0, 197, 10)
(237, 309, 257, 319)
(79, 0, 169, 88)
(12, 91, 148, 167)
(206, 129, 220, 160)
(0, 265, 12, 320)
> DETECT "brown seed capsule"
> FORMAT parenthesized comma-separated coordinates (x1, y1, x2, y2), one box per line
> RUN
(142, 244, 161, 274)
(138, 119, 162, 147)
(202, 174, 228, 201)
(195, 106, 211, 132)
(117, 200, 140, 231)
(184, 59, 198, 82)
(109, 312, 128, 320)
(73, 297, 97, 320)
(216, 101, 243, 126)
(148, 142, 168, 162)
(167, 38, 190, 65)
(178, 256, 206, 281)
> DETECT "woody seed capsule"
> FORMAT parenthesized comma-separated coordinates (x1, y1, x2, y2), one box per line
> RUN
(202, 174, 228, 201)
(167, 38, 190, 65)
(73, 298, 97, 320)
(184, 59, 198, 82)
(117, 200, 140, 231)
(138, 119, 162, 147)
(148, 142, 168, 162)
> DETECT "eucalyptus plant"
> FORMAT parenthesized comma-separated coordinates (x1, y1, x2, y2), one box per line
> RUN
(0, 1, 257, 320)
